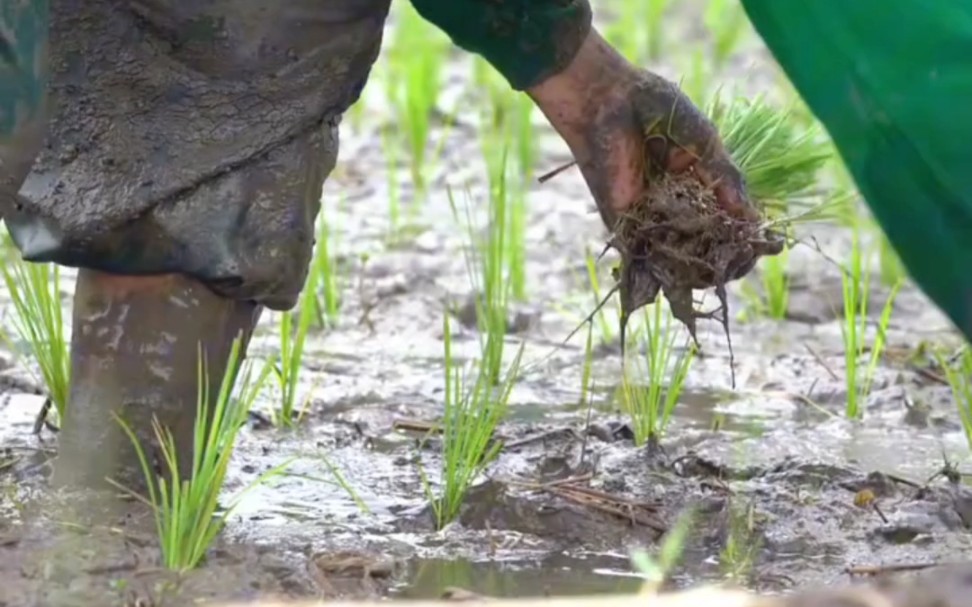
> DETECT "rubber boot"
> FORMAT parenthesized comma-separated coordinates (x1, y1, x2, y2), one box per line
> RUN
(51, 269, 262, 492)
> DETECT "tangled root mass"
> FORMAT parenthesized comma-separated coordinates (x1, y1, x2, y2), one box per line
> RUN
(609, 172, 785, 365)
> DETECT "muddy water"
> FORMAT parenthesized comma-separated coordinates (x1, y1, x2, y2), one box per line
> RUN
(3, 6, 972, 607)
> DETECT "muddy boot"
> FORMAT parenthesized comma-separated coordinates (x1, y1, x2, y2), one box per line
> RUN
(51, 269, 262, 492)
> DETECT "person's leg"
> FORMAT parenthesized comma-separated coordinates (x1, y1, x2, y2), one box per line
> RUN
(51, 271, 263, 491)
(5, 0, 391, 494)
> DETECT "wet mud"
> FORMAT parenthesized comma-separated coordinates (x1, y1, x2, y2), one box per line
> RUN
(3, 6, 972, 607)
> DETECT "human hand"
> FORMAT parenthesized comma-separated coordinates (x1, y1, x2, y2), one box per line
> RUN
(528, 30, 755, 230)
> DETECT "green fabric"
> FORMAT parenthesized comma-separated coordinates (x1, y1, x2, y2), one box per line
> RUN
(410, 0, 592, 90)
(741, 0, 972, 341)
(0, 0, 48, 136)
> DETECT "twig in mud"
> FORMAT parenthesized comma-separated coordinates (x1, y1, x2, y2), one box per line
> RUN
(6, 445, 57, 455)
(543, 472, 594, 488)
(761, 389, 833, 418)
(870, 503, 889, 524)
(83, 561, 138, 576)
(504, 473, 593, 491)
(506, 476, 666, 533)
(845, 562, 946, 577)
(911, 364, 948, 386)
(501, 427, 578, 451)
(803, 342, 840, 382)
(549, 484, 667, 533)
(885, 473, 922, 490)
(393, 419, 443, 434)
(537, 160, 577, 184)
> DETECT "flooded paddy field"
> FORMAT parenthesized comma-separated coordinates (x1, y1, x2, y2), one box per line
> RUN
(2, 2, 972, 606)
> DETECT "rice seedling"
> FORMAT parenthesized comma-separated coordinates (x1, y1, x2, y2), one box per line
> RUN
(840, 228, 902, 419)
(512, 93, 536, 184)
(740, 244, 791, 320)
(703, 0, 749, 69)
(385, 2, 447, 193)
(449, 173, 515, 384)
(111, 336, 280, 572)
(681, 48, 709, 106)
(938, 345, 972, 451)
(630, 509, 695, 593)
(271, 256, 322, 427)
(309, 205, 341, 329)
(381, 127, 404, 240)
(583, 248, 617, 345)
(0, 258, 69, 424)
(477, 80, 529, 302)
(707, 93, 833, 217)
(619, 303, 696, 446)
(287, 454, 372, 515)
(876, 226, 907, 288)
(422, 313, 523, 529)
(604, 0, 672, 63)
(720, 500, 761, 583)
(578, 322, 595, 408)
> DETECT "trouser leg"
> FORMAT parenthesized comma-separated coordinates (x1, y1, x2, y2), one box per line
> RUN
(51, 270, 262, 491)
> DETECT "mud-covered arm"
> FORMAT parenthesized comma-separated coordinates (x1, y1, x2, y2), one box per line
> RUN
(408, 0, 593, 90)
(0, 0, 50, 218)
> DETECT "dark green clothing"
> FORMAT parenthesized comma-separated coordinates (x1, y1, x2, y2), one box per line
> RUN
(412, 0, 591, 90)
(0, 0, 590, 310)
(741, 0, 972, 341)
(0, 0, 48, 211)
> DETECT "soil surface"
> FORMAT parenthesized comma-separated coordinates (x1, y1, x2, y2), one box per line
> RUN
(3, 3, 972, 607)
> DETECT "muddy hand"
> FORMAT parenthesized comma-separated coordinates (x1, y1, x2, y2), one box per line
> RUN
(529, 29, 754, 229)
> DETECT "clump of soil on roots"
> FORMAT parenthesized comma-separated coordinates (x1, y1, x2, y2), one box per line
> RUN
(609, 170, 785, 380)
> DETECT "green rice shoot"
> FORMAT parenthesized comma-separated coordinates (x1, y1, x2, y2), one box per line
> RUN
(579, 322, 594, 408)
(479, 89, 529, 302)
(876, 226, 907, 288)
(707, 93, 833, 217)
(423, 313, 523, 529)
(604, 0, 672, 63)
(385, 2, 447, 194)
(840, 228, 901, 419)
(584, 248, 617, 345)
(272, 256, 322, 427)
(310, 207, 341, 330)
(703, 0, 749, 69)
(681, 48, 709, 106)
(382, 127, 404, 240)
(111, 336, 281, 572)
(0, 257, 70, 424)
(630, 509, 694, 592)
(741, 244, 791, 320)
(620, 303, 696, 446)
(720, 500, 760, 583)
(938, 346, 972, 452)
(448, 177, 512, 386)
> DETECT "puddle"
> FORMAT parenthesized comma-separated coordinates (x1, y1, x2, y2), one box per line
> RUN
(392, 554, 644, 599)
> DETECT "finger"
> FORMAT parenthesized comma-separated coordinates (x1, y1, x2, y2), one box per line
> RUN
(694, 157, 757, 221)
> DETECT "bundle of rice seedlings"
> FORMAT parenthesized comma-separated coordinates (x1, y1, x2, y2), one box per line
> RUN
(608, 81, 832, 360)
